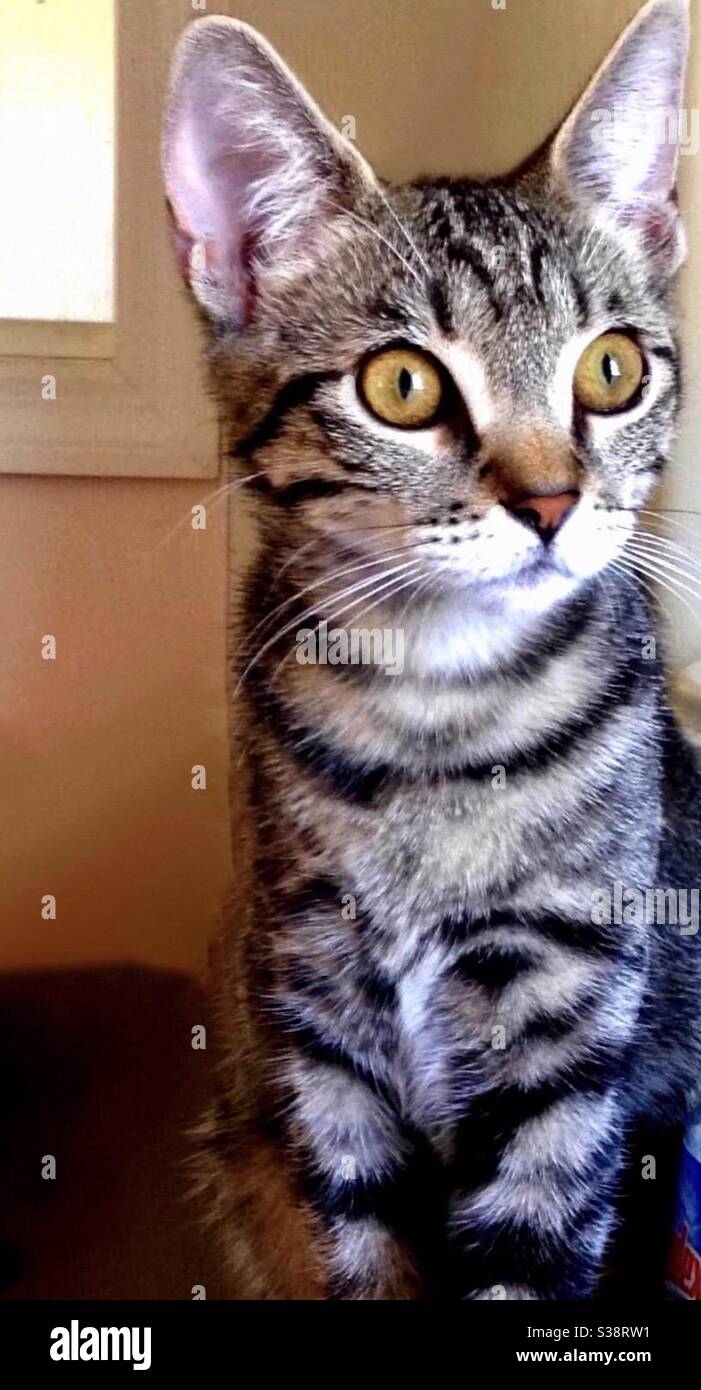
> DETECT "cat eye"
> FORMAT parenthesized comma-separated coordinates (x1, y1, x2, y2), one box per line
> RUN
(573, 332, 646, 415)
(358, 347, 445, 428)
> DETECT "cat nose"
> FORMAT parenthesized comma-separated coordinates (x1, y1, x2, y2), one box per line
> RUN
(509, 490, 579, 545)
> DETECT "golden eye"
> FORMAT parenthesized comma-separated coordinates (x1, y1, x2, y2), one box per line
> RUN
(573, 332, 646, 414)
(358, 347, 444, 428)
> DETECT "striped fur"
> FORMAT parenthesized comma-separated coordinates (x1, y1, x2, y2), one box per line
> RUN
(164, 2, 701, 1298)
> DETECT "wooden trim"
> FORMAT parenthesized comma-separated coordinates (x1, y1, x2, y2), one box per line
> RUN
(0, 0, 219, 479)
(0, 321, 115, 360)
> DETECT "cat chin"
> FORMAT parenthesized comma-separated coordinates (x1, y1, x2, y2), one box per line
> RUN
(497, 567, 584, 614)
(402, 570, 584, 680)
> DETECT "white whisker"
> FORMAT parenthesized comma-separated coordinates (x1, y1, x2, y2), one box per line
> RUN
(240, 544, 428, 653)
(235, 560, 420, 692)
(371, 184, 432, 281)
(345, 209, 424, 289)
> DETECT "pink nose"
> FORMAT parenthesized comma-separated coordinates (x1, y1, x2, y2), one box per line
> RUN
(511, 490, 579, 542)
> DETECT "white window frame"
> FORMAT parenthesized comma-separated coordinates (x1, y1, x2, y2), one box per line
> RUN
(0, 0, 219, 479)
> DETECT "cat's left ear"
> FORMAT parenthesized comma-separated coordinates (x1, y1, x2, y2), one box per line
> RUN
(162, 17, 377, 323)
(550, 0, 690, 277)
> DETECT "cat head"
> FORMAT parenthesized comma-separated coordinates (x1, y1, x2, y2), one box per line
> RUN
(163, 0, 689, 643)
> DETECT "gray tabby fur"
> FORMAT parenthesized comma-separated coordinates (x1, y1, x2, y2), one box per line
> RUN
(163, 0, 701, 1298)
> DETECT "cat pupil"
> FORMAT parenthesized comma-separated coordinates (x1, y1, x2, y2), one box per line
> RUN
(398, 367, 413, 400)
(602, 353, 620, 385)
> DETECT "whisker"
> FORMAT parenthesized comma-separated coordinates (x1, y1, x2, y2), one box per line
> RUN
(327, 567, 425, 630)
(610, 506, 701, 543)
(602, 522, 701, 580)
(395, 569, 438, 626)
(240, 543, 430, 652)
(335, 520, 430, 534)
(235, 560, 420, 692)
(622, 536, 701, 580)
(608, 558, 666, 614)
(265, 564, 423, 690)
(149, 472, 261, 556)
(371, 184, 433, 282)
(345, 210, 424, 290)
(616, 552, 701, 614)
(623, 543, 701, 597)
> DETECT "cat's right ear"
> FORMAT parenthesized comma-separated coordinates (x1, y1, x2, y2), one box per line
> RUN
(162, 18, 376, 324)
(550, 0, 690, 277)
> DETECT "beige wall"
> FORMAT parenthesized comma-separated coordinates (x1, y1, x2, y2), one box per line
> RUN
(3, 0, 697, 974)
(0, 475, 230, 973)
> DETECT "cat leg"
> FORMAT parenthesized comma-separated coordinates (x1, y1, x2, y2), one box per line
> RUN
(427, 924, 635, 1300)
(446, 1078, 624, 1300)
(278, 1048, 434, 1298)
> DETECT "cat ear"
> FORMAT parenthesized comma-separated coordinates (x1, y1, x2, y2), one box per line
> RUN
(162, 17, 376, 323)
(550, 0, 690, 277)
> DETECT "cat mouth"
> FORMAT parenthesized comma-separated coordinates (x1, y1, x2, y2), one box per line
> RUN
(443, 551, 575, 600)
(478, 549, 576, 595)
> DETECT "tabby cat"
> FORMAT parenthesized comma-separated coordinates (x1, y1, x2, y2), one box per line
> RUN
(163, 0, 701, 1299)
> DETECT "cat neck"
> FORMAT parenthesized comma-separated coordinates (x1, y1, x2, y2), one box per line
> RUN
(273, 571, 588, 685)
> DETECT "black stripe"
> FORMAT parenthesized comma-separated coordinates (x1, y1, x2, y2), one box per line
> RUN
(571, 273, 590, 326)
(501, 586, 595, 679)
(650, 344, 677, 362)
(278, 875, 349, 918)
(606, 291, 625, 319)
(303, 1161, 405, 1224)
(628, 451, 669, 477)
(258, 472, 383, 504)
(516, 1001, 592, 1046)
(367, 296, 407, 326)
(255, 688, 391, 802)
(358, 969, 397, 1012)
(284, 960, 397, 1016)
(451, 1195, 610, 1299)
(455, 910, 625, 960)
(429, 279, 455, 336)
(301, 1131, 449, 1297)
(283, 1050, 449, 1286)
(529, 239, 548, 306)
(260, 651, 640, 806)
(279, 1016, 393, 1106)
(251, 476, 355, 506)
(530, 913, 625, 960)
(451, 1042, 622, 1196)
(451, 944, 535, 992)
(238, 370, 342, 458)
(449, 241, 503, 320)
(300, 1127, 447, 1267)
(572, 397, 590, 451)
(475, 660, 640, 780)
(285, 962, 334, 1004)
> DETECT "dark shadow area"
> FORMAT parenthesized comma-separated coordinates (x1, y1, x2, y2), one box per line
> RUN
(0, 966, 226, 1300)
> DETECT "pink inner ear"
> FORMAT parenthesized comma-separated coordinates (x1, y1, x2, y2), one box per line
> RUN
(162, 20, 368, 319)
(554, 0, 689, 266)
(637, 198, 685, 268)
(167, 97, 241, 261)
(165, 72, 316, 316)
